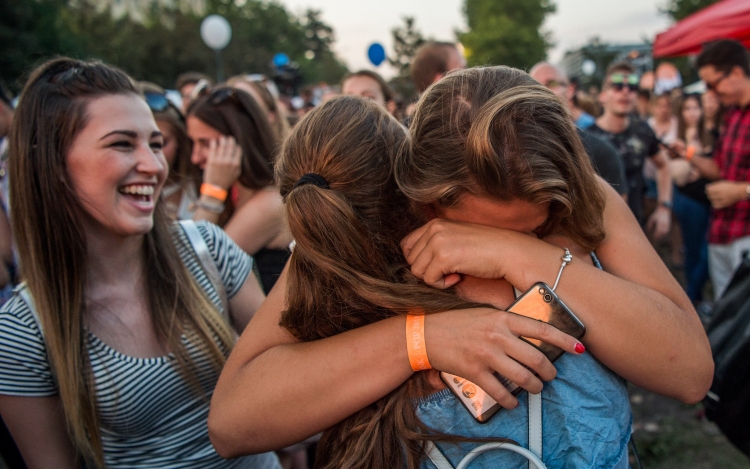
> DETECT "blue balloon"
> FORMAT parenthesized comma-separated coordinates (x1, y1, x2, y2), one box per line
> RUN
(367, 43, 386, 67)
(273, 53, 290, 68)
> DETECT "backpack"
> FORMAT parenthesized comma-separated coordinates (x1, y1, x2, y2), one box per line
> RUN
(703, 251, 750, 457)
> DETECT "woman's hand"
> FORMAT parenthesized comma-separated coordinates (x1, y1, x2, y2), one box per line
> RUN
(202, 136, 242, 190)
(401, 219, 518, 288)
(401, 219, 575, 291)
(425, 307, 586, 409)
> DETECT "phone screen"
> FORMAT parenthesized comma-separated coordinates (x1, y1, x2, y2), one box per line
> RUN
(440, 282, 585, 423)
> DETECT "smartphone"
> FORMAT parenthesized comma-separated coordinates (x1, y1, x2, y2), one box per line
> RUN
(440, 282, 586, 423)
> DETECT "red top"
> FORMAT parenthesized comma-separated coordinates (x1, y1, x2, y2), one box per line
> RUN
(709, 105, 750, 244)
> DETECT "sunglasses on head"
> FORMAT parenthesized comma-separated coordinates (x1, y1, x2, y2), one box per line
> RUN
(209, 87, 238, 106)
(144, 91, 185, 123)
(608, 73, 639, 92)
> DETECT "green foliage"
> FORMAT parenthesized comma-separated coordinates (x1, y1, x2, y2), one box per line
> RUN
(389, 17, 426, 78)
(459, 0, 556, 69)
(0, 0, 347, 94)
(661, 0, 721, 21)
(387, 16, 426, 102)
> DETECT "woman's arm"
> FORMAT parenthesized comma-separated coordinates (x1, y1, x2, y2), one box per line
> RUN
(227, 270, 265, 333)
(223, 189, 289, 255)
(0, 395, 78, 469)
(402, 181, 713, 403)
(209, 267, 583, 457)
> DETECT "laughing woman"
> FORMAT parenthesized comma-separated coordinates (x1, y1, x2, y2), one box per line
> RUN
(0, 58, 279, 469)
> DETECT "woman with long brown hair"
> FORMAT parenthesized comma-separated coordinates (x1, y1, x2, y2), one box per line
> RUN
(0, 58, 277, 469)
(187, 87, 292, 293)
(211, 67, 713, 467)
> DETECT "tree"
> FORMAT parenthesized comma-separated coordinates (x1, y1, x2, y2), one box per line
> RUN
(459, 0, 556, 69)
(1, 0, 347, 94)
(662, 0, 721, 21)
(389, 16, 426, 78)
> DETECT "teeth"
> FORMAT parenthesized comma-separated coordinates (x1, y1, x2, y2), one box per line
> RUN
(120, 185, 154, 196)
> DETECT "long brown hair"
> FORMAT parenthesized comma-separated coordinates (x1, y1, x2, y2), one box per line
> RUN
(398, 66, 606, 251)
(188, 86, 278, 190)
(276, 96, 499, 469)
(9, 58, 234, 468)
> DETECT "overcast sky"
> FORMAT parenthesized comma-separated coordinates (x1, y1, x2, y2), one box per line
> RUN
(277, 0, 674, 78)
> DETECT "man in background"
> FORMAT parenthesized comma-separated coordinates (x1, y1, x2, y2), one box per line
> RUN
(410, 42, 466, 95)
(691, 40, 750, 298)
(529, 62, 628, 199)
(588, 62, 673, 240)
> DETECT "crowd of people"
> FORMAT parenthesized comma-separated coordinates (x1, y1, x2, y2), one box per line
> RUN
(0, 36, 747, 469)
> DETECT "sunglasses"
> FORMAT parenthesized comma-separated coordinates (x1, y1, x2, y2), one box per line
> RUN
(705, 71, 729, 92)
(209, 87, 238, 106)
(607, 73, 639, 92)
(144, 91, 185, 123)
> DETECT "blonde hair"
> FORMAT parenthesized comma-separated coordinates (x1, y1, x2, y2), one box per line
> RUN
(398, 66, 606, 251)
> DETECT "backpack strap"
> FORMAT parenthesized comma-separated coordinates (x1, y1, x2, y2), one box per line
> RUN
(16, 283, 42, 334)
(528, 392, 543, 461)
(424, 441, 547, 469)
(178, 220, 229, 319)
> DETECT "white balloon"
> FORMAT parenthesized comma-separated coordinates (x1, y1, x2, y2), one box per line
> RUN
(200, 15, 232, 51)
(581, 60, 596, 77)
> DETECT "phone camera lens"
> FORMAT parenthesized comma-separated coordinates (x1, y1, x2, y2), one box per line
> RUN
(543, 293, 553, 303)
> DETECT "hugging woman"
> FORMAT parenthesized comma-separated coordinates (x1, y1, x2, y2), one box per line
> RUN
(211, 67, 713, 468)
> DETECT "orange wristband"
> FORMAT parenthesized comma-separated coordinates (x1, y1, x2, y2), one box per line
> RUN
(685, 145, 696, 162)
(200, 183, 228, 202)
(406, 314, 432, 371)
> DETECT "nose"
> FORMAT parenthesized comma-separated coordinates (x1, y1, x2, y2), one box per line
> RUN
(191, 145, 205, 167)
(136, 143, 166, 176)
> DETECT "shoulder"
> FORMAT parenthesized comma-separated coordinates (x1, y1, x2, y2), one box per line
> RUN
(0, 291, 45, 343)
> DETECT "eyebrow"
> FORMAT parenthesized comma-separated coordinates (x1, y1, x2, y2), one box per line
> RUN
(99, 130, 162, 141)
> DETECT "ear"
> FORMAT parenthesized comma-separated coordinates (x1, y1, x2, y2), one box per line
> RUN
(432, 72, 444, 85)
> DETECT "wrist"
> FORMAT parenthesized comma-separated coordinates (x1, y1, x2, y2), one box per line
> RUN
(201, 183, 228, 202)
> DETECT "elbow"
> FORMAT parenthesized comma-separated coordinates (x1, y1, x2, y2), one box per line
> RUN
(208, 405, 265, 459)
(208, 408, 241, 459)
(675, 357, 715, 405)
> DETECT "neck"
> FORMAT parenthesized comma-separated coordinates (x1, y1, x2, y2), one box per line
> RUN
(84, 227, 146, 288)
(597, 110, 629, 133)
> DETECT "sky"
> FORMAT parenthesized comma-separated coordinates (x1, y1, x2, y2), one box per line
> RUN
(277, 0, 674, 78)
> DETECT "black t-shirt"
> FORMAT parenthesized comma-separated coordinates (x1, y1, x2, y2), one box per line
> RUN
(578, 129, 628, 196)
(588, 118, 660, 224)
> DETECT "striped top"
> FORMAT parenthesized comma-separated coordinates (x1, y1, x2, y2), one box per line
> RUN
(0, 221, 280, 469)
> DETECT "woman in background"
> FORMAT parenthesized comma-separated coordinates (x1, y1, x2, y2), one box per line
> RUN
(187, 87, 292, 292)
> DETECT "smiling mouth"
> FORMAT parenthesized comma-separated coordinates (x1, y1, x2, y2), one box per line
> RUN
(119, 184, 155, 203)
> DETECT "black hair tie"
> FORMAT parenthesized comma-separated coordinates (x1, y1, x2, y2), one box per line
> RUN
(293, 173, 329, 190)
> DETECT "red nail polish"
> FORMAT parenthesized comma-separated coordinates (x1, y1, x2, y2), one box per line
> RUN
(574, 343, 586, 354)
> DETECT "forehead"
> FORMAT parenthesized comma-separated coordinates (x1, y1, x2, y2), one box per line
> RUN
(438, 194, 549, 234)
(80, 94, 157, 135)
(530, 65, 562, 84)
(343, 75, 382, 94)
(698, 65, 722, 80)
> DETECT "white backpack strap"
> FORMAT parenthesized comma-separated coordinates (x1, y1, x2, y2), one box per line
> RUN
(528, 392, 543, 462)
(424, 441, 454, 469)
(424, 440, 547, 469)
(16, 283, 42, 334)
(178, 220, 229, 318)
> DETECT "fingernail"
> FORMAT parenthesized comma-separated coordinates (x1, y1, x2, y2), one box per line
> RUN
(574, 343, 586, 354)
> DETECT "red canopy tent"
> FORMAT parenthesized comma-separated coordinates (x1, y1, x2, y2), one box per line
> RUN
(653, 0, 750, 58)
